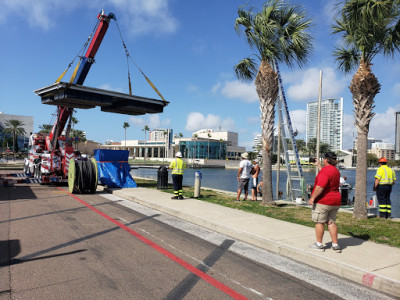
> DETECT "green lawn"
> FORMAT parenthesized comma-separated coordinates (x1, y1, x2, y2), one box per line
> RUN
(133, 178, 400, 248)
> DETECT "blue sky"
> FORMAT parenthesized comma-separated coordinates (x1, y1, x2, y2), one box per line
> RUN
(1, 0, 399, 151)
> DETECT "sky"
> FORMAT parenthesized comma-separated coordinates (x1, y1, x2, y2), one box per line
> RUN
(1, 0, 399, 151)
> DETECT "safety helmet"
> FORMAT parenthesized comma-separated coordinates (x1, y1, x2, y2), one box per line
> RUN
(379, 157, 387, 163)
(176, 152, 182, 158)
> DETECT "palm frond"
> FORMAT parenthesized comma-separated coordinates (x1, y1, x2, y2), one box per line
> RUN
(234, 58, 258, 81)
(333, 46, 361, 73)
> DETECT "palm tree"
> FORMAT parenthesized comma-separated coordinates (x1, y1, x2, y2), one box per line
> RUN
(38, 124, 53, 134)
(234, 0, 313, 204)
(123, 122, 130, 147)
(332, 0, 400, 219)
(142, 125, 150, 160)
(3, 119, 26, 159)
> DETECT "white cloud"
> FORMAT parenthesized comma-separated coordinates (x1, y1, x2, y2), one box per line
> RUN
(213, 80, 258, 103)
(129, 114, 170, 129)
(289, 110, 307, 135)
(0, 0, 178, 36)
(0, 0, 76, 29)
(185, 112, 235, 132)
(341, 103, 400, 150)
(284, 67, 347, 102)
(369, 105, 400, 143)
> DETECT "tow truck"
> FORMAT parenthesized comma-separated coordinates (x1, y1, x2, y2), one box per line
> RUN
(24, 10, 168, 193)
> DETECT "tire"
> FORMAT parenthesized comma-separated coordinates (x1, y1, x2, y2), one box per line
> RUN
(68, 159, 77, 193)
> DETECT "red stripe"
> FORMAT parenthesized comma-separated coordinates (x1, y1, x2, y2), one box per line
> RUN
(57, 187, 247, 300)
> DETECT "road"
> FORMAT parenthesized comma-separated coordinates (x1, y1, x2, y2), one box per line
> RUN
(0, 183, 394, 299)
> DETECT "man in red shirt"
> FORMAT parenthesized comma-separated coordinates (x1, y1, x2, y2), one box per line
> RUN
(308, 152, 342, 253)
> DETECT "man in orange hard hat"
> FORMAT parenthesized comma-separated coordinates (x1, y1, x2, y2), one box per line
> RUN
(373, 157, 396, 219)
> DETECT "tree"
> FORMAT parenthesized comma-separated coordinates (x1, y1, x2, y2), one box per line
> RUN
(38, 124, 53, 134)
(3, 119, 26, 159)
(367, 153, 378, 167)
(123, 122, 130, 147)
(234, 0, 313, 204)
(332, 0, 400, 219)
(142, 125, 150, 160)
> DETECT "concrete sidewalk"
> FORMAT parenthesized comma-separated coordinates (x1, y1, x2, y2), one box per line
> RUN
(106, 187, 400, 298)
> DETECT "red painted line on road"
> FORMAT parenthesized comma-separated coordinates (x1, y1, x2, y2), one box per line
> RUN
(57, 187, 248, 300)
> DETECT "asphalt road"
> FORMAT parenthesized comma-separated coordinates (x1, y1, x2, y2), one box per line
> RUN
(0, 183, 394, 299)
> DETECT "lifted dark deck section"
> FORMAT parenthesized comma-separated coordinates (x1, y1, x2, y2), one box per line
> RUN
(34, 82, 168, 115)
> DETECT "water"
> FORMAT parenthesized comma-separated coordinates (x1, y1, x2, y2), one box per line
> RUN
(130, 167, 399, 218)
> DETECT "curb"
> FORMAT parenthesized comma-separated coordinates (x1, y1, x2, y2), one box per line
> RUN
(106, 188, 400, 298)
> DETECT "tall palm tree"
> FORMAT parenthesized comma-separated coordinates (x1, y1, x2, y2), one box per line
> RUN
(38, 124, 53, 134)
(142, 125, 150, 160)
(3, 119, 26, 159)
(234, 0, 313, 204)
(123, 122, 130, 147)
(332, 0, 400, 219)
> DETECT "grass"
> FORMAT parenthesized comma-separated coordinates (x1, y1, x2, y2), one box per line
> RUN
(133, 177, 400, 248)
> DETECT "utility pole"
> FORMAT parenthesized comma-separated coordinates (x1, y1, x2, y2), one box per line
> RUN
(316, 70, 322, 176)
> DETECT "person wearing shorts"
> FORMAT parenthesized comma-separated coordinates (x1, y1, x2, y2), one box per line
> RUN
(308, 152, 342, 253)
(236, 152, 254, 201)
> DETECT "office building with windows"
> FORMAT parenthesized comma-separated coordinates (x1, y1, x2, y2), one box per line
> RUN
(306, 98, 343, 151)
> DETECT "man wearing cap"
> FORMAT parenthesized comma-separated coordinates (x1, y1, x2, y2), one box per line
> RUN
(308, 152, 342, 252)
(169, 151, 186, 199)
(373, 157, 396, 219)
(236, 152, 254, 201)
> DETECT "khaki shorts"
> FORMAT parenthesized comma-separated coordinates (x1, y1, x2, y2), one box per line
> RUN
(312, 203, 340, 223)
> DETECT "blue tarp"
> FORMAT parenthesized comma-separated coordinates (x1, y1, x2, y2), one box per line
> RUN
(94, 149, 137, 188)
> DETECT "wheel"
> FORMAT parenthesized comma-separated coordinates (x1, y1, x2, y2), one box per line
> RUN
(90, 158, 98, 193)
(68, 159, 77, 193)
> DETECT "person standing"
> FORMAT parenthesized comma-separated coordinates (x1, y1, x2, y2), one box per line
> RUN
(251, 159, 261, 201)
(308, 152, 342, 253)
(236, 152, 254, 201)
(169, 151, 186, 200)
(373, 157, 396, 219)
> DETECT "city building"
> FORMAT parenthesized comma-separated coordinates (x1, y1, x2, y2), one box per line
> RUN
(0, 112, 34, 150)
(306, 98, 343, 151)
(396, 112, 400, 160)
(368, 142, 395, 161)
(102, 129, 246, 161)
(353, 137, 383, 150)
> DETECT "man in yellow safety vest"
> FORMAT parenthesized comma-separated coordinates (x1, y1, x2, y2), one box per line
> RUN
(169, 151, 186, 199)
(373, 157, 396, 219)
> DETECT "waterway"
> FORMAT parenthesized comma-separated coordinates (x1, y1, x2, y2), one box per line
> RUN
(130, 167, 399, 218)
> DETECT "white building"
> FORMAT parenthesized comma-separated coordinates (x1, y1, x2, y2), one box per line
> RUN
(306, 98, 343, 151)
(368, 142, 395, 161)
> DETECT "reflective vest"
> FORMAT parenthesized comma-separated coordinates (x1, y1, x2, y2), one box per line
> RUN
(375, 165, 396, 185)
(170, 158, 186, 175)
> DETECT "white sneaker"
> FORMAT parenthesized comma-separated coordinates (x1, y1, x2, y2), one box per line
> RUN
(309, 243, 325, 252)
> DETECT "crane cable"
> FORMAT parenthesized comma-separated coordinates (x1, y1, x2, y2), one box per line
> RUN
(114, 20, 167, 105)
(55, 19, 100, 83)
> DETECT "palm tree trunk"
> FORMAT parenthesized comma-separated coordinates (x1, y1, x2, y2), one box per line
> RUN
(256, 60, 279, 205)
(350, 60, 380, 219)
(354, 131, 368, 218)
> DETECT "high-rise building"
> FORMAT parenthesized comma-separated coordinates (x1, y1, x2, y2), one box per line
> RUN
(306, 98, 343, 151)
(396, 112, 400, 159)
